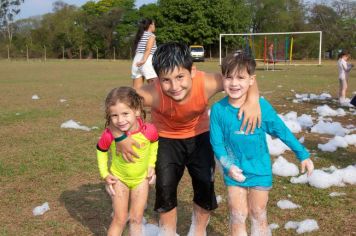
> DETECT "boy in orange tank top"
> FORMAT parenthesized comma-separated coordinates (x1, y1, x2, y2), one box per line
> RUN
(110, 43, 261, 236)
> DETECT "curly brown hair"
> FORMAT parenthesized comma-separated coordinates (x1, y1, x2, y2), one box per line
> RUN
(104, 87, 145, 128)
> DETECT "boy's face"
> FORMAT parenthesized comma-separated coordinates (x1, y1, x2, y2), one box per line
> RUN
(223, 67, 255, 101)
(158, 66, 196, 102)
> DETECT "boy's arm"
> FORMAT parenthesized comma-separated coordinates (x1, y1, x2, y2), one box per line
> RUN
(209, 105, 233, 173)
(239, 79, 261, 134)
(262, 100, 310, 161)
(204, 72, 224, 99)
(135, 81, 156, 107)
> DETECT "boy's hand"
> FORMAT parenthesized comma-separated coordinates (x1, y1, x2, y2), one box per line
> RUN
(109, 124, 140, 162)
(105, 174, 118, 196)
(239, 99, 261, 134)
(229, 165, 246, 182)
(147, 167, 156, 185)
(301, 158, 314, 176)
(115, 137, 140, 163)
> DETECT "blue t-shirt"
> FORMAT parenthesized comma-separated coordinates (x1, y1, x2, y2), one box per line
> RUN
(210, 97, 310, 187)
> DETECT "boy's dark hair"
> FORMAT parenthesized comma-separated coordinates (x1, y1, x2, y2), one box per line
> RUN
(221, 52, 256, 76)
(152, 42, 193, 76)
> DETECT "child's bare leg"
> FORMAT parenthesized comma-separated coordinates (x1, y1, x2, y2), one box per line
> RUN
(187, 203, 210, 236)
(129, 180, 149, 236)
(108, 180, 129, 236)
(228, 186, 248, 236)
(159, 208, 177, 236)
(248, 189, 269, 236)
(339, 79, 347, 101)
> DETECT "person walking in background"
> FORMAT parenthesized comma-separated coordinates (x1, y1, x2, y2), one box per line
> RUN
(210, 53, 314, 236)
(267, 43, 274, 64)
(337, 51, 353, 105)
(96, 87, 158, 235)
(131, 19, 158, 89)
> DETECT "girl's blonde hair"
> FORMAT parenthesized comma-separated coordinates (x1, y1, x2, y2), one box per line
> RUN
(104, 87, 146, 127)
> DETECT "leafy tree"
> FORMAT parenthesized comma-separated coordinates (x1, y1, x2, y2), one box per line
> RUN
(81, 0, 136, 58)
(0, 0, 24, 49)
(331, 0, 356, 55)
(247, 0, 305, 33)
(156, 0, 250, 56)
(307, 4, 340, 55)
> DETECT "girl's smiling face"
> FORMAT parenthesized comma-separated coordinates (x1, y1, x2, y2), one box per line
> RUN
(109, 102, 140, 132)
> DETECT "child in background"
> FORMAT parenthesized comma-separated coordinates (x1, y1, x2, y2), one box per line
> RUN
(210, 53, 314, 236)
(96, 87, 158, 236)
(337, 51, 354, 105)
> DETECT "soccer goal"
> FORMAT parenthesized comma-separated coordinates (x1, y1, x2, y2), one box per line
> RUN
(219, 31, 322, 67)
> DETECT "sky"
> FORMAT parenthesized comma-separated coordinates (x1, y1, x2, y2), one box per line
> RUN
(16, 0, 157, 19)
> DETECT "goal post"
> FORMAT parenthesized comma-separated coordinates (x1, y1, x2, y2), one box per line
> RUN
(219, 31, 322, 66)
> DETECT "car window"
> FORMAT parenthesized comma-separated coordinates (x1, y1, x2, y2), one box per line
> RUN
(190, 47, 204, 52)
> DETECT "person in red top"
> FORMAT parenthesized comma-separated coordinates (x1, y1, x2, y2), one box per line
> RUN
(111, 42, 261, 236)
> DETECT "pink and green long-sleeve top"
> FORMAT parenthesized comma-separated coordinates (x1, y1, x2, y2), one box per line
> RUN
(96, 118, 158, 188)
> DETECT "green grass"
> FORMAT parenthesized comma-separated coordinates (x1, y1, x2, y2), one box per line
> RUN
(0, 59, 355, 235)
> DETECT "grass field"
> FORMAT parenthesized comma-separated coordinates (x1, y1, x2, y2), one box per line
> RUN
(0, 59, 355, 236)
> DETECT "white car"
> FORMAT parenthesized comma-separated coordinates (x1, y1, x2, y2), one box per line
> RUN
(190, 45, 205, 62)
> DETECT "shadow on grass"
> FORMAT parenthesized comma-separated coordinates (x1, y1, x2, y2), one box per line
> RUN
(60, 183, 224, 236)
(60, 183, 111, 235)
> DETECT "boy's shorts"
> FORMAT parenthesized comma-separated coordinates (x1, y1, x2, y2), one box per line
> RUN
(154, 132, 218, 213)
(131, 53, 157, 80)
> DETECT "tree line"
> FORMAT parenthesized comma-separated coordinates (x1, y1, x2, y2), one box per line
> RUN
(0, 0, 355, 59)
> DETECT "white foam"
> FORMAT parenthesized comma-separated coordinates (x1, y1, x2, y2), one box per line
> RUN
(290, 165, 356, 189)
(272, 156, 299, 177)
(311, 120, 349, 136)
(32, 202, 50, 216)
(60, 119, 91, 131)
(315, 105, 346, 117)
(329, 192, 346, 197)
(267, 135, 290, 156)
(32, 94, 40, 100)
(285, 219, 319, 234)
(277, 199, 301, 209)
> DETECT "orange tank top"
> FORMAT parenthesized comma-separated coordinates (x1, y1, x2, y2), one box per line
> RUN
(151, 71, 210, 139)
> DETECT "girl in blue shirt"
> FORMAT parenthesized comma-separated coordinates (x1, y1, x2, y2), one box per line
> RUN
(210, 53, 314, 236)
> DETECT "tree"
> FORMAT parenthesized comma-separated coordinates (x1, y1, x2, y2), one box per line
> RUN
(156, 0, 250, 56)
(307, 4, 340, 54)
(247, 0, 306, 33)
(81, 0, 136, 58)
(0, 0, 24, 52)
(331, 0, 356, 54)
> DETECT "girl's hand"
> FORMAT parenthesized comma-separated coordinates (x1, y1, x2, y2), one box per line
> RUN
(301, 158, 314, 176)
(229, 165, 246, 182)
(147, 167, 156, 185)
(105, 174, 118, 196)
(136, 60, 145, 67)
(238, 99, 261, 134)
(115, 136, 140, 163)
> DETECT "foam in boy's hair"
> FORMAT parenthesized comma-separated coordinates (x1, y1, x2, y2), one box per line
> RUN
(152, 42, 193, 76)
